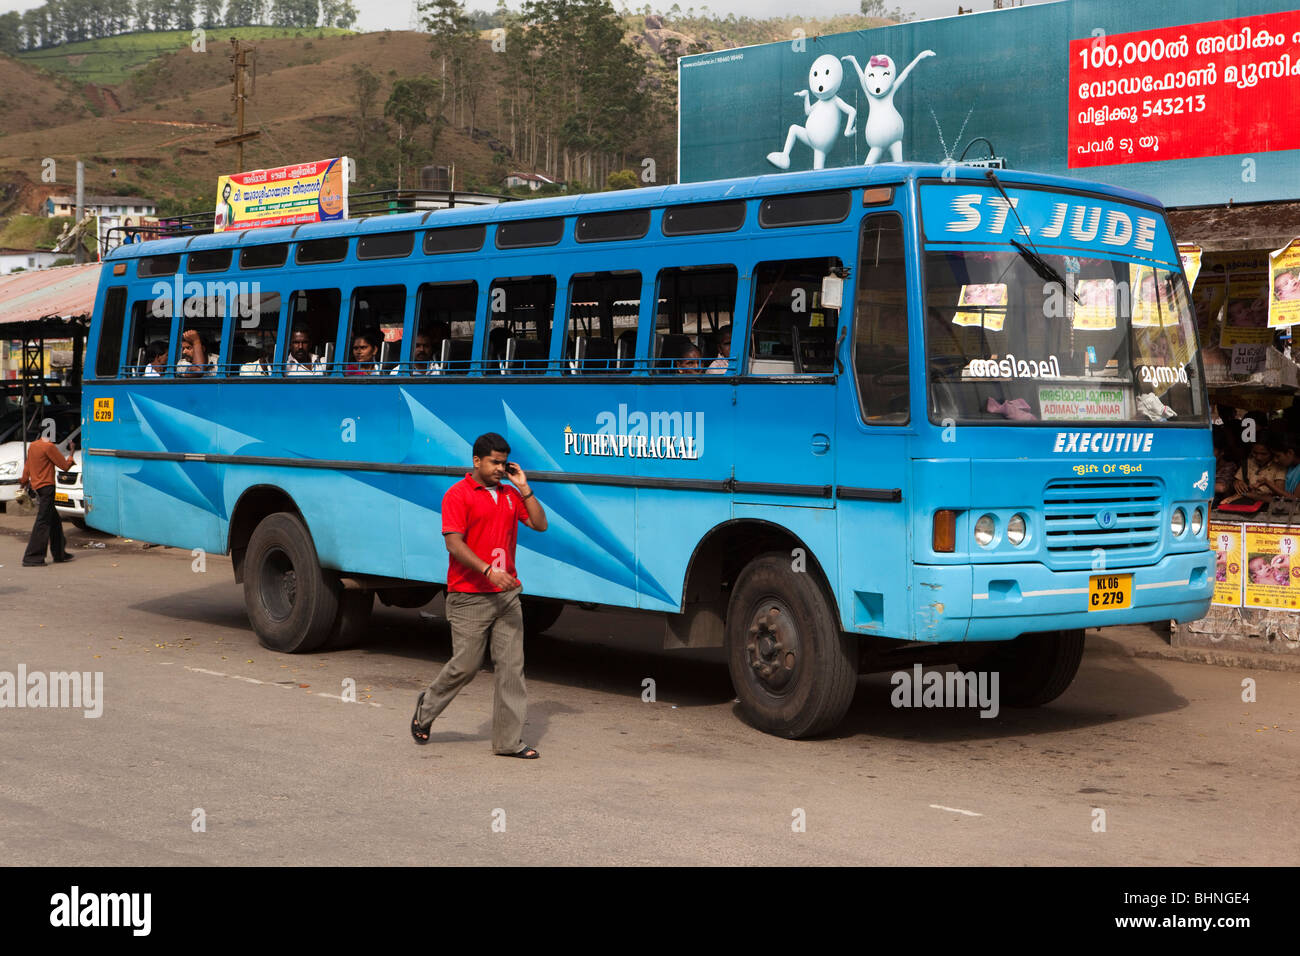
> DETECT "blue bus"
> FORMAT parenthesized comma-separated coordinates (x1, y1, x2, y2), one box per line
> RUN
(81, 164, 1213, 737)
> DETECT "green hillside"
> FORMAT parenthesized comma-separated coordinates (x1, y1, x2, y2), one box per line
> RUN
(17, 27, 353, 85)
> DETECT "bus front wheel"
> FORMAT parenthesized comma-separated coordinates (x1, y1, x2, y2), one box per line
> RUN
(726, 553, 858, 738)
(243, 512, 340, 654)
(988, 628, 1085, 707)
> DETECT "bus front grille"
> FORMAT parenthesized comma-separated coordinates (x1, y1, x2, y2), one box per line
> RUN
(1042, 478, 1162, 568)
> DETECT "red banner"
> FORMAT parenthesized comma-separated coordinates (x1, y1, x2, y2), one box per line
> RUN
(1067, 11, 1300, 168)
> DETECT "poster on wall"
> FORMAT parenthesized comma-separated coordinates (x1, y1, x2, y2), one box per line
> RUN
(952, 284, 1007, 330)
(1179, 243, 1202, 290)
(1268, 237, 1300, 328)
(1219, 272, 1272, 346)
(1242, 524, 1300, 610)
(1211, 521, 1243, 606)
(214, 157, 349, 233)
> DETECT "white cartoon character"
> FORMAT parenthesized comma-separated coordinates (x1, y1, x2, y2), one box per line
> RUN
(765, 54, 857, 171)
(842, 50, 936, 164)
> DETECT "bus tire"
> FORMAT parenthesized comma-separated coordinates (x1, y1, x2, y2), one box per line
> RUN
(726, 552, 858, 738)
(520, 596, 564, 635)
(376, 585, 441, 609)
(322, 587, 374, 650)
(243, 512, 340, 654)
(991, 628, 1085, 707)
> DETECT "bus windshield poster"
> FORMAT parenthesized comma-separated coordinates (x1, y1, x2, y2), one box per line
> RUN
(214, 157, 349, 233)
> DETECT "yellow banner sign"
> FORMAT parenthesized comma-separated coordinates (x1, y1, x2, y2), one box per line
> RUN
(1210, 521, 1242, 607)
(214, 157, 349, 233)
(1243, 523, 1300, 610)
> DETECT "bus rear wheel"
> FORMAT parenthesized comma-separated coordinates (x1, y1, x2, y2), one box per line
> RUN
(725, 553, 858, 738)
(243, 512, 340, 654)
(322, 588, 374, 650)
(521, 597, 565, 635)
(988, 628, 1085, 707)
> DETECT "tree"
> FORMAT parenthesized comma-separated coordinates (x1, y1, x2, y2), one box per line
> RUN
(200, 0, 224, 27)
(606, 169, 637, 190)
(384, 76, 440, 189)
(860, 0, 914, 22)
(173, 0, 198, 29)
(0, 11, 21, 53)
(349, 64, 382, 158)
(332, 0, 357, 28)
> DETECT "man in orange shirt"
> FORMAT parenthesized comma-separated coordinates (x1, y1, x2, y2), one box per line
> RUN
(20, 436, 75, 567)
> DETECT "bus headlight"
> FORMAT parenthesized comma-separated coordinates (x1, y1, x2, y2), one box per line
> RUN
(974, 514, 996, 548)
(1007, 513, 1027, 546)
(1171, 507, 1186, 537)
(1190, 507, 1204, 537)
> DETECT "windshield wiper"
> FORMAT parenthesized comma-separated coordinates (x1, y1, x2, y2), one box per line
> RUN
(986, 170, 1079, 304)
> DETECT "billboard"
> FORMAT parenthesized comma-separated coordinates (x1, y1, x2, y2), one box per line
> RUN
(677, 0, 1300, 207)
(214, 157, 349, 233)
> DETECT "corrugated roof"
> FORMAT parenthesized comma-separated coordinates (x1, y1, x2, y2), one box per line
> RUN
(1167, 201, 1300, 253)
(0, 262, 101, 325)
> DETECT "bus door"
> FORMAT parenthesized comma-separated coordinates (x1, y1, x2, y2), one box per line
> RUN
(733, 255, 845, 509)
(836, 209, 915, 639)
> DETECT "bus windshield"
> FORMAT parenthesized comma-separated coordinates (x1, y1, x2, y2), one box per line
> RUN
(925, 250, 1205, 425)
(919, 181, 1205, 427)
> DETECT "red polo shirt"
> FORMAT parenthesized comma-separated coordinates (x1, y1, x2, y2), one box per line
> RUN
(442, 474, 532, 592)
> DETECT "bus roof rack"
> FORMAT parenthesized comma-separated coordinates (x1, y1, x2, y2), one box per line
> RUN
(112, 188, 515, 246)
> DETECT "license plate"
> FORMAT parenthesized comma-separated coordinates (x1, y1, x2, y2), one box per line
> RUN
(54, 492, 69, 503)
(1088, 573, 1132, 610)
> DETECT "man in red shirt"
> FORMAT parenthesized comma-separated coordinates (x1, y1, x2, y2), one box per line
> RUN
(20, 436, 76, 567)
(412, 432, 548, 758)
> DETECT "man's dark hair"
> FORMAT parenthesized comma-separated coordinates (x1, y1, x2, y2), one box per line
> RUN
(1268, 432, 1298, 456)
(145, 340, 169, 362)
(473, 432, 510, 459)
(291, 324, 311, 338)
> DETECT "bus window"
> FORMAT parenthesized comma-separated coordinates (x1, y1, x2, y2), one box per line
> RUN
(175, 295, 225, 376)
(748, 257, 842, 376)
(414, 281, 477, 374)
(566, 272, 640, 374)
(287, 289, 340, 375)
(345, 286, 405, 376)
(853, 212, 909, 423)
(488, 276, 555, 374)
(94, 288, 127, 378)
(229, 292, 282, 376)
(126, 297, 172, 376)
(654, 265, 737, 373)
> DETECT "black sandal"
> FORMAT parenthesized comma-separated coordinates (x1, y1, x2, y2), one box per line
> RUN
(410, 693, 430, 745)
(500, 746, 539, 759)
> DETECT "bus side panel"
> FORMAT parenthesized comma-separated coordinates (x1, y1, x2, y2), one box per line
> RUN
(214, 383, 405, 578)
(633, 381, 733, 612)
(106, 384, 223, 554)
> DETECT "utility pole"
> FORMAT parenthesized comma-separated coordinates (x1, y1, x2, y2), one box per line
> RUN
(215, 38, 260, 172)
(73, 161, 84, 264)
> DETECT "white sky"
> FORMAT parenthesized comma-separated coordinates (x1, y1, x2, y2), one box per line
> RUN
(0, 0, 1058, 32)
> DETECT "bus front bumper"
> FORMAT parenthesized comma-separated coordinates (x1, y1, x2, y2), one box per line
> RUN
(913, 551, 1212, 642)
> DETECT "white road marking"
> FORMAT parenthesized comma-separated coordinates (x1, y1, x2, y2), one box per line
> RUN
(181, 665, 382, 706)
(930, 804, 983, 817)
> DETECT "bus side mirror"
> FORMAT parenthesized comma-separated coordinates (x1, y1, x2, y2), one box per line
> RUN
(821, 275, 844, 310)
(322, 341, 334, 368)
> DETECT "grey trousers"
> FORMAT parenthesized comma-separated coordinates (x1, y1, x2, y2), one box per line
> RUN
(416, 589, 526, 754)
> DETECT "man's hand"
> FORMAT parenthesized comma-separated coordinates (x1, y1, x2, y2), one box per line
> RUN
(505, 462, 529, 494)
(485, 567, 521, 590)
(181, 329, 201, 347)
(1234, 479, 1249, 496)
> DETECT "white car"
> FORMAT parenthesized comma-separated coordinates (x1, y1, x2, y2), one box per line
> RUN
(0, 443, 23, 504)
(54, 449, 85, 528)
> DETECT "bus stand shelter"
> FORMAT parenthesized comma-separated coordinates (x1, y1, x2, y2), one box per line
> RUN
(0, 264, 97, 497)
(1166, 203, 1300, 663)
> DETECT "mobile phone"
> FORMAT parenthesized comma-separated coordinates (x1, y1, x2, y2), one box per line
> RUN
(506, 462, 520, 475)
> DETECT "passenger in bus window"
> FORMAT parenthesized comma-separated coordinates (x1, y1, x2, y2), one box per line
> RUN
(240, 339, 275, 376)
(662, 334, 702, 373)
(143, 340, 168, 377)
(394, 322, 449, 375)
(346, 328, 383, 375)
(177, 329, 219, 376)
(706, 326, 732, 373)
(286, 326, 325, 376)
